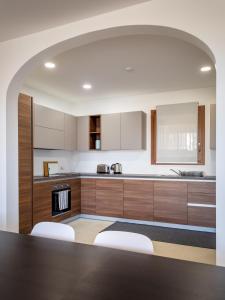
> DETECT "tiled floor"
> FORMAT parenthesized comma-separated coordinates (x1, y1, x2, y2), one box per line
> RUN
(69, 218, 216, 265)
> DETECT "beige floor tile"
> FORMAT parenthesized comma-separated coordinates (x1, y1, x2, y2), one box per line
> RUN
(70, 218, 113, 244)
(153, 241, 216, 265)
(69, 218, 216, 265)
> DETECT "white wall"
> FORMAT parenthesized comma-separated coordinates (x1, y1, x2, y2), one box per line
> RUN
(30, 86, 216, 176)
(33, 149, 74, 176)
(22, 85, 74, 113)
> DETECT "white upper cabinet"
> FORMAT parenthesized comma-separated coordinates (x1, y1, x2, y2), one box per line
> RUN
(121, 111, 146, 150)
(33, 126, 64, 150)
(77, 116, 89, 151)
(34, 104, 64, 131)
(33, 104, 65, 150)
(101, 113, 121, 150)
(64, 114, 77, 151)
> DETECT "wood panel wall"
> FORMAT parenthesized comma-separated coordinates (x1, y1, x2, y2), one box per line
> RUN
(18, 93, 33, 233)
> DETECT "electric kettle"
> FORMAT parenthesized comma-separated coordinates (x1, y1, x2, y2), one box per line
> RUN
(111, 163, 122, 174)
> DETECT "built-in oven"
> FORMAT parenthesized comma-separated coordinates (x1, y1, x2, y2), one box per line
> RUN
(52, 184, 71, 216)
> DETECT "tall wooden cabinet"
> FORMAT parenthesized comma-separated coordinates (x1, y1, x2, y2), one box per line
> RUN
(18, 93, 33, 234)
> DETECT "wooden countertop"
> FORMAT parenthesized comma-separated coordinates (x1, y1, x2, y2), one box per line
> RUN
(0, 230, 224, 300)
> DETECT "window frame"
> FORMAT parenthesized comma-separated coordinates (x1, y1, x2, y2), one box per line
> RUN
(151, 105, 205, 165)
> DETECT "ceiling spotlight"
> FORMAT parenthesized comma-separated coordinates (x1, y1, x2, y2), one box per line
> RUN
(200, 66, 212, 72)
(125, 66, 134, 72)
(44, 62, 56, 69)
(82, 83, 92, 90)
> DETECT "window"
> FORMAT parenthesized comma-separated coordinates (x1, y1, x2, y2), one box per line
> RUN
(151, 103, 205, 165)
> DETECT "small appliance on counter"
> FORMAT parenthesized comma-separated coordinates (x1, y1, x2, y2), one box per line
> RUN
(111, 163, 122, 174)
(97, 164, 110, 174)
(43, 161, 59, 177)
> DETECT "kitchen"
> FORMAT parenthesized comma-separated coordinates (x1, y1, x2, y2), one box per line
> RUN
(19, 32, 216, 264)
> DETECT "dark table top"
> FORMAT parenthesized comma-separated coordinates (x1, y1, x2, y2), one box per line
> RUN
(0, 230, 224, 300)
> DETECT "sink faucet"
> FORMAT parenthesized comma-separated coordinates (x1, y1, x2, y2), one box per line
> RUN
(170, 169, 181, 176)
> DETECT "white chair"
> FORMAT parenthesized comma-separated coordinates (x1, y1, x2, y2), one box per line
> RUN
(31, 222, 75, 242)
(94, 231, 154, 255)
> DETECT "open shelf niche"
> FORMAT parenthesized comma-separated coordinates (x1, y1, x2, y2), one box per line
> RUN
(89, 115, 101, 150)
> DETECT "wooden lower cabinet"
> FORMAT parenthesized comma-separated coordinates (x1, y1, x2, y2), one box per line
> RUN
(187, 182, 216, 227)
(96, 179, 123, 217)
(81, 179, 96, 214)
(154, 181, 188, 224)
(33, 179, 81, 225)
(124, 180, 153, 220)
(188, 206, 216, 227)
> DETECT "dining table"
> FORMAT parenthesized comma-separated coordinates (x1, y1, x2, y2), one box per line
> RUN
(0, 230, 224, 300)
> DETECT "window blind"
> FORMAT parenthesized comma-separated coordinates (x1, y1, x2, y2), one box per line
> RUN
(156, 102, 198, 163)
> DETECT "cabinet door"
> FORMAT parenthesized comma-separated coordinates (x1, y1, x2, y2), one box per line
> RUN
(33, 182, 52, 225)
(70, 179, 81, 214)
(96, 179, 123, 217)
(154, 181, 188, 224)
(77, 116, 89, 151)
(81, 179, 96, 214)
(64, 114, 77, 151)
(34, 103, 64, 130)
(124, 180, 153, 220)
(121, 111, 146, 150)
(101, 113, 121, 150)
(34, 126, 64, 149)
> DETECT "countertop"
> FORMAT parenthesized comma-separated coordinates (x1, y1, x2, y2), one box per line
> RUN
(33, 172, 216, 183)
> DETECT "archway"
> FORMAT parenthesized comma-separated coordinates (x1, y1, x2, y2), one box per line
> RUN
(5, 24, 216, 236)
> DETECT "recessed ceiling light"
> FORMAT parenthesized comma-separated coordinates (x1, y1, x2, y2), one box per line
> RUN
(200, 66, 212, 72)
(82, 83, 92, 90)
(44, 62, 56, 69)
(125, 66, 134, 72)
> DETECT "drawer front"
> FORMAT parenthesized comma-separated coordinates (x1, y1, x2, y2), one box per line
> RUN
(188, 206, 216, 227)
(188, 182, 216, 194)
(96, 179, 123, 192)
(188, 192, 216, 205)
(124, 180, 153, 220)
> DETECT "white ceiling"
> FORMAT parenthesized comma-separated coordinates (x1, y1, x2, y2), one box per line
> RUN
(25, 34, 215, 103)
(0, 0, 149, 42)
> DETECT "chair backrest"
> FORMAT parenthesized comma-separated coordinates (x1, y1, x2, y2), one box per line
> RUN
(94, 231, 154, 255)
(31, 222, 75, 242)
